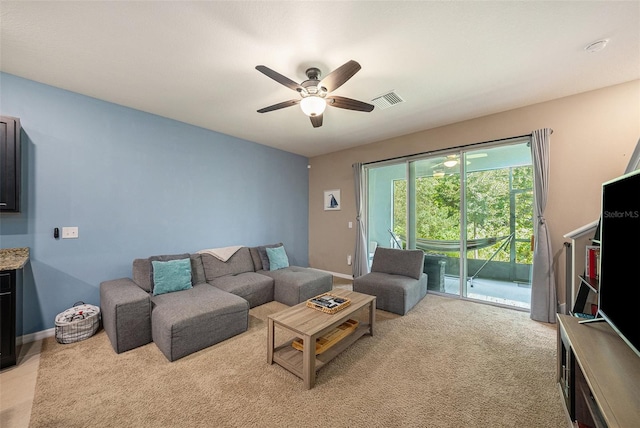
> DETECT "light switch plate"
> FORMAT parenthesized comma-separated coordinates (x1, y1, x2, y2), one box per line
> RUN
(62, 227, 79, 239)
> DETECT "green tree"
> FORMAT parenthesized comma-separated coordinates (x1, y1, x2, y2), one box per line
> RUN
(392, 165, 533, 264)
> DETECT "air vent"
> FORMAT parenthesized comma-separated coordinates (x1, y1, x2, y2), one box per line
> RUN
(371, 91, 404, 110)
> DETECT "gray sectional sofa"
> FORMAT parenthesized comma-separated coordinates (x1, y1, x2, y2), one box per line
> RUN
(100, 244, 332, 361)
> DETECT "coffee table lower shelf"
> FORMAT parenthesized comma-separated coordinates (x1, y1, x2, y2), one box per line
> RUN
(272, 323, 372, 375)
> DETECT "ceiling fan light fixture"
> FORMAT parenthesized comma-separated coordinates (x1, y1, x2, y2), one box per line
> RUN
(300, 96, 326, 117)
(444, 159, 458, 168)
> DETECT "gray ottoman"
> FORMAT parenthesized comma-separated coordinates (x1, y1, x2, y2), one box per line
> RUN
(260, 267, 333, 306)
(151, 284, 249, 362)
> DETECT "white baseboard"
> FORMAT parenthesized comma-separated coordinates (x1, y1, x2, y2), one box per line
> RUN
(332, 272, 354, 280)
(17, 328, 55, 346)
(310, 268, 353, 280)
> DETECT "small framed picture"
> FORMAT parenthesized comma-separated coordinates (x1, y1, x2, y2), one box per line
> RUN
(324, 189, 341, 211)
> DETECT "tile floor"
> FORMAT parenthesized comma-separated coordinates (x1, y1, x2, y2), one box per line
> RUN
(0, 339, 43, 428)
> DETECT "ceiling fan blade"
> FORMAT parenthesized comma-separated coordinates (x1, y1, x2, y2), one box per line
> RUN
(310, 114, 323, 128)
(320, 60, 361, 92)
(256, 65, 302, 91)
(257, 99, 300, 113)
(309, 114, 322, 128)
(327, 96, 374, 112)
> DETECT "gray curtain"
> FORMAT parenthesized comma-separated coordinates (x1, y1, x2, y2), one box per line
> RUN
(530, 128, 556, 323)
(353, 163, 369, 278)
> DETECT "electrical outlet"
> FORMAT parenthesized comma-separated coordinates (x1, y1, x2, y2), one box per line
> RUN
(62, 227, 79, 239)
(347, 255, 352, 265)
(348, 221, 353, 229)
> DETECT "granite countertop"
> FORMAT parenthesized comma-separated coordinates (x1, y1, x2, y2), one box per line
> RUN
(0, 247, 30, 271)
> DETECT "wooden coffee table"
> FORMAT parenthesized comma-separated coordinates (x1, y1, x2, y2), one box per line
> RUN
(267, 289, 375, 389)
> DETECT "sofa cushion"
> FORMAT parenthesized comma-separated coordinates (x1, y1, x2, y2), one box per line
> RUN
(248, 247, 262, 271)
(261, 267, 333, 306)
(266, 246, 289, 270)
(201, 247, 254, 281)
(190, 253, 207, 285)
(151, 258, 193, 296)
(133, 253, 191, 293)
(151, 284, 249, 361)
(250, 243, 283, 271)
(371, 247, 424, 280)
(353, 271, 428, 315)
(209, 272, 274, 308)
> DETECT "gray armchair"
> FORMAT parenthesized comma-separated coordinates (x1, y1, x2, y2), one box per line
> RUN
(353, 247, 427, 315)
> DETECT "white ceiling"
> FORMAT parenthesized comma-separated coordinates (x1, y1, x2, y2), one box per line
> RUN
(1, 1, 639, 157)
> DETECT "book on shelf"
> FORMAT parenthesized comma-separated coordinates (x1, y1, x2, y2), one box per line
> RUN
(585, 245, 600, 279)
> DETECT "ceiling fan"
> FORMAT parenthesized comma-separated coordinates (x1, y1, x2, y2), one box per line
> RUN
(431, 153, 489, 169)
(255, 60, 374, 128)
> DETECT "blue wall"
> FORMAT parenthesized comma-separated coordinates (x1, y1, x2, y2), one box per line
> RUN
(0, 73, 309, 336)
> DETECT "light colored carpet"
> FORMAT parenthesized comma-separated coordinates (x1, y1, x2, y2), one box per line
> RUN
(29, 294, 567, 427)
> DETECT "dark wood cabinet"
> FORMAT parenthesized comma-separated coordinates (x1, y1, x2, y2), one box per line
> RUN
(0, 116, 21, 212)
(0, 270, 17, 369)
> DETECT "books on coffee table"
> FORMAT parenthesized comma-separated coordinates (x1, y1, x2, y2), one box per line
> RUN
(306, 293, 351, 314)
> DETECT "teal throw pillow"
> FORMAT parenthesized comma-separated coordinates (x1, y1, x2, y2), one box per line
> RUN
(152, 258, 193, 296)
(266, 246, 289, 271)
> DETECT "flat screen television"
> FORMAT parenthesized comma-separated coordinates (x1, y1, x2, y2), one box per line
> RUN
(592, 168, 640, 357)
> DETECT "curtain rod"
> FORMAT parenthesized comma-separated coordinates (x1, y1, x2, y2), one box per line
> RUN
(359, 130, 552, 167)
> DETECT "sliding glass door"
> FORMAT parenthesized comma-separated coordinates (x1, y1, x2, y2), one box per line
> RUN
(463, 144, 533, 308)
(411, 156, 461, 296)
(366, 138, 533, 309)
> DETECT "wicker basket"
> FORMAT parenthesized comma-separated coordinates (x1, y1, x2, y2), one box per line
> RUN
(55, 301, 101, 344)
(306, 293, 351, 314)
